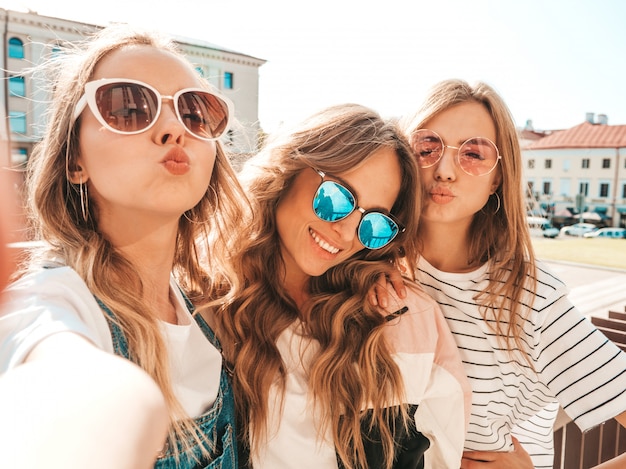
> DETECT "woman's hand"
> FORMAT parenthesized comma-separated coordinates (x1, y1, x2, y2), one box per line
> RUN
(460, 437, 533, 469)
(368, 267, 406, 308)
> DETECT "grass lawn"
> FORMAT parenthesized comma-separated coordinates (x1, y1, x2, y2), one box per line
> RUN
(531, 236, 626, 270)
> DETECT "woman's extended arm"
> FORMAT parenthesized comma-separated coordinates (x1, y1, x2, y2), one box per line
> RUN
(0, 333, 169, 469)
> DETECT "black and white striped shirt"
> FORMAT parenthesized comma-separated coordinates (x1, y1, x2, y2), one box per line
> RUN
(415, 257, 626, 468)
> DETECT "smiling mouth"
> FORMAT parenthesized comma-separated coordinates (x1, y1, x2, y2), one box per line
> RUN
(309, 228, 340, 254)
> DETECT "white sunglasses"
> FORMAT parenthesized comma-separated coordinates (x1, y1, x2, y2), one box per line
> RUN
(73, 78, 233, 141)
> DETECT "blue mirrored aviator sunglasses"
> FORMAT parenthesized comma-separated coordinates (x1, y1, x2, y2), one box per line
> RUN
(311, 169, 405, 250)
(72, 78, 233, 141)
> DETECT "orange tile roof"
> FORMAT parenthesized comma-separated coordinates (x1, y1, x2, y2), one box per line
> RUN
(526, 122, 626, 149)
(518, 129, 551, 140)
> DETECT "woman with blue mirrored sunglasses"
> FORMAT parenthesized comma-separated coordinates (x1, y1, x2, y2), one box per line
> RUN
(215, 103, 471, 469)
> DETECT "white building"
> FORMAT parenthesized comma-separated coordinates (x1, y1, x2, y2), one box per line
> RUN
(0, 8, 266, 169)
(522, 113, 626, 228)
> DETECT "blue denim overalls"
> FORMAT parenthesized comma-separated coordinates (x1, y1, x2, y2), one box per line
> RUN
(96, 296, 238, 469)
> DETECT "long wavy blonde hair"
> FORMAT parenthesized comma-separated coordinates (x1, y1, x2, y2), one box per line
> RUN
(20, 24, 248, 459)
(215, 104, 421, 468)
(401, 79, 537, 359)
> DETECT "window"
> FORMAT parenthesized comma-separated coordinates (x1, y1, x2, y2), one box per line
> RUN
(224, 72, 234, 89)
(528, 159, 535, 169)
(49, 43, 63, 57)
(622, 184, 626, 199)
(599, 183, 609, 198)
(545, 159, 552, 169)
(559, 177, 572, 197)
(9, 112, 26, 134)
(8, 37, 24, 59)
(9, 76, 25, 97)
(11, 147, 28, 165)
(582, 158, 590, 169)
(602, 158, 611, 169)
(579, 182, 589, 196)
(543, 181, 551, 195)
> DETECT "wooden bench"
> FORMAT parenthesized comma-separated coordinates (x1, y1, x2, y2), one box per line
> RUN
(609, 310, 626, 322)
(553, 305, 626, 468)
(590, 316, 626, 352)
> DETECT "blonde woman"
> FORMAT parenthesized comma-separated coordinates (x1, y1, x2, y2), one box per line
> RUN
(395, 79, 626, 469)
(214, 104, 471, 468)
(0, 24, 247, 467)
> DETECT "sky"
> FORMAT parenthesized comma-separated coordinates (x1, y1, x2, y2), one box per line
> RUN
(3, 0, 626, 134)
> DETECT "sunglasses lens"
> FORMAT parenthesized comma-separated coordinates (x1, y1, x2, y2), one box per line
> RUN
(95, 82, 159, 133)
(358, 212, 399, 249)
(313, 181, 355, 222)
(177, 91, 230, 140)
(458, 138, 499, 176)
(412, 130, 443, 167)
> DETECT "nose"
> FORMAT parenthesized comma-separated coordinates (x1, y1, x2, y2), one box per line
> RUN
(433, 145, 457, 181)
(331, 210, 362, 244)
(154, 97, 185, 145)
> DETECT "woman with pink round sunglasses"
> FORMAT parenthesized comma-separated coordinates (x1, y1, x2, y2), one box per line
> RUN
(398, 79, 626, 468)
(0, 24, 247, 468)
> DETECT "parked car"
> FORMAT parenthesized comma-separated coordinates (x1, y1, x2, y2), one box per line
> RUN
(560, 222, 598, 237)
(583, 227, 626, 239)
(527, 216, 560, 238)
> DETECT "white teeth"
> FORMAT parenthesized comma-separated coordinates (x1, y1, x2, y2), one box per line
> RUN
(309, 228, 340, 254)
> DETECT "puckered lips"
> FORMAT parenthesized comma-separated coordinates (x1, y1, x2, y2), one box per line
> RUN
(429, 186, 455, 204)
(161, 148, 190, 175)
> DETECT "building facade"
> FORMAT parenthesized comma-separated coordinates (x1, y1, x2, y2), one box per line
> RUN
(0, 8, 266, 169)
(522, 114, 626, 228)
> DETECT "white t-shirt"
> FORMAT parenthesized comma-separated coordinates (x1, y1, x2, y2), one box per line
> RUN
(251, 286, 472, 469)
(0, 266, 221, 417)
(415, 257, 626, 468)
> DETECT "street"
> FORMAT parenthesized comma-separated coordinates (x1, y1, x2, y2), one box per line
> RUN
(542, 260, 626, 318)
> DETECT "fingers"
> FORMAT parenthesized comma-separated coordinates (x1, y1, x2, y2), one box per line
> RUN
(368, 274, 387, 307)
(461, 451, 493, 468)
(387, 270, 407, 299)
(367, 270, 407, 309)
(461, 439, 534, 469)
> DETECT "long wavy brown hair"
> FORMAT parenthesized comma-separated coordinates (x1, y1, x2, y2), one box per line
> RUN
(20, 24, 249, 459)
(215, 104, 422, 468)
(401, 79, 537, 361)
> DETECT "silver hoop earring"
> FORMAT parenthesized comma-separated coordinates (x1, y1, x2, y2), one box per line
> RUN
(492, 192, 501, 215)
(79, 174, 89, 222)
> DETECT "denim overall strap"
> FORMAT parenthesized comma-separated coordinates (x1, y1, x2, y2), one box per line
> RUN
(95, 297, 130, 358)
(178, 291, 220, 350)
(94, 294, 238, 469)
